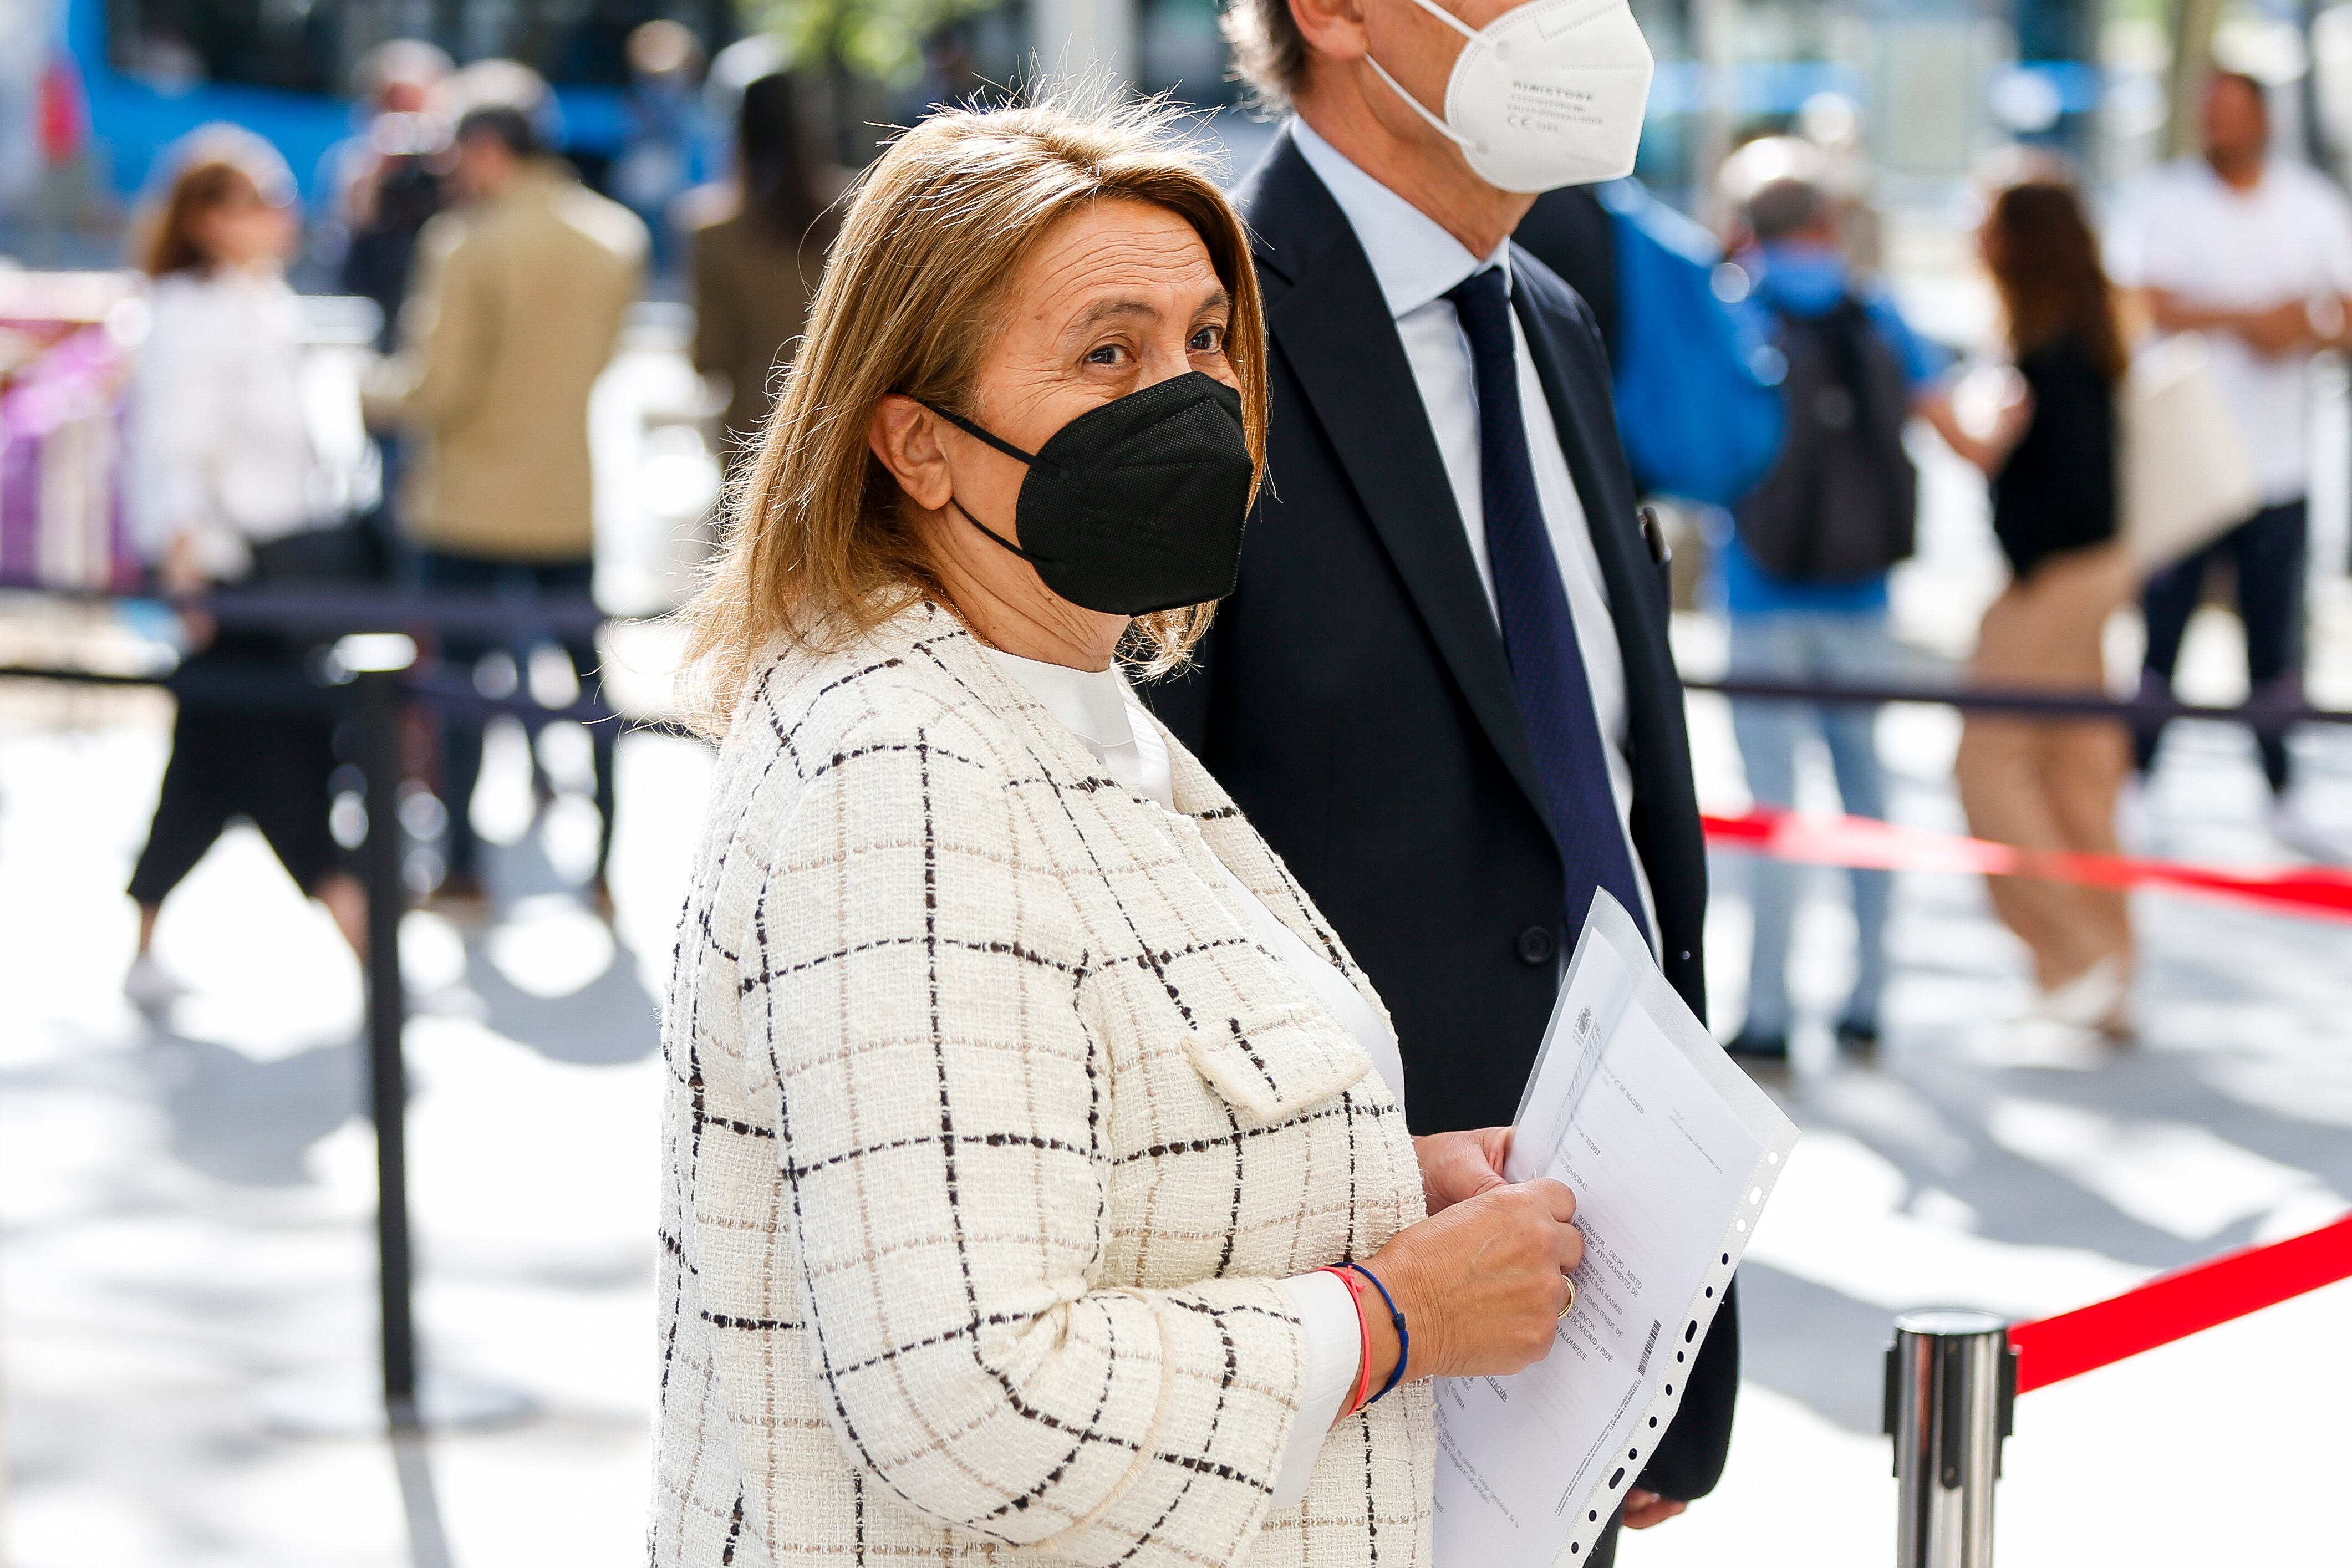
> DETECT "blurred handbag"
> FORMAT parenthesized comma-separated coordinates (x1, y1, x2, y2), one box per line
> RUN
(2120, 333, 2262, 573)
(250, 520, 379, 584)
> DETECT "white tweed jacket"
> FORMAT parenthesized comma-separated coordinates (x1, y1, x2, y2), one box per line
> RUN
(652, 602, 1434, 1568)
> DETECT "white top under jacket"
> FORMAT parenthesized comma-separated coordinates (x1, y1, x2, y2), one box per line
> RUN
(133, 267, 336, 579)
(653, 601, 1435, 1568)
(1292, 119, 1656, 937)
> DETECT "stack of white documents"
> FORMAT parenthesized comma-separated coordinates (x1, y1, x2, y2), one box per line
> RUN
(1434, 891, 1800, 1566)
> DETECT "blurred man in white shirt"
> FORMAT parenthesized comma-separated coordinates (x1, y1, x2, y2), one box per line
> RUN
(2108, 72, 2352, 839)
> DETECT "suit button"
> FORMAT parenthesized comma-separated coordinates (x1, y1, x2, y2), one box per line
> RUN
(1516, 926, 1557, 965)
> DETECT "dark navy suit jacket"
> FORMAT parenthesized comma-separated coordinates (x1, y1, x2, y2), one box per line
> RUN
(1146, 128, 1738, 1505)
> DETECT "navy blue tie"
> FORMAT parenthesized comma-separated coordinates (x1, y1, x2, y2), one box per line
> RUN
(1445, 267, 1646, 940)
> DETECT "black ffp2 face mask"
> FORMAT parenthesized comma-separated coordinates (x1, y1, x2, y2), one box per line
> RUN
(918, 371, 1255, 617)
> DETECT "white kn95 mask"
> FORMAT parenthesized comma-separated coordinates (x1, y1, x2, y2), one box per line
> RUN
(1363, 0, 1656, 194)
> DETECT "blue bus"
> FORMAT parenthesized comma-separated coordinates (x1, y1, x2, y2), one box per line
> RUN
(66, 0, 731, 202)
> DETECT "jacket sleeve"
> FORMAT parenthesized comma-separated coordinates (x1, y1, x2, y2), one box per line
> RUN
(364, 215, 494, 434)
(742, 705, 1310, 1567)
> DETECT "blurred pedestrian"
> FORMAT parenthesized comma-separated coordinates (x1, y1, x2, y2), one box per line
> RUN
(1514, 180, 1781, 511)
(613, 19, 709, 274)
(1716, 147, 1947, 1064)
(2107, 72, 2352, 845)
(1930, 171, 2137, 1033)
(327, 39, 452, 349)
(125, 138, 368, 1006)
(364, 101, 648, 910)
(323, 40, 455, 583)
(686, 72, 837, 482)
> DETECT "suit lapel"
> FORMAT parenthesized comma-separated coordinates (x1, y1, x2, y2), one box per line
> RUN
(1246, 135, 1555, 846)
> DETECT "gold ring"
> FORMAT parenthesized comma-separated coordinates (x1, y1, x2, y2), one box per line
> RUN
(1557, 1279, 1578, 1319)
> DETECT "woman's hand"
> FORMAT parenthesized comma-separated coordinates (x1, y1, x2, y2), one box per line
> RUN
(1413, 1126, 1510, 1214)
(162, 533, 211, 597)
(1356, 1178, 1583, 1386)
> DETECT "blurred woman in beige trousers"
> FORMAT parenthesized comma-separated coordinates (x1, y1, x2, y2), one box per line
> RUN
(1928, 169, 2137, 1035)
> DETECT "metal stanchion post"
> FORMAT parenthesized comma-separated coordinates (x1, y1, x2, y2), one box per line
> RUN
(1885, 1309, 2015, 1568)
(342, 633, 420, 1427)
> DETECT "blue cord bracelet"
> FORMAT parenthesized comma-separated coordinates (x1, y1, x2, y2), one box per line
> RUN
(1345, 1261, 1409, 1406)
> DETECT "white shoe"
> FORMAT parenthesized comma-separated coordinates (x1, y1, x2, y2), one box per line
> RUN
(2034, 957, 2127, 1033)
(124, 952, 190, 1011)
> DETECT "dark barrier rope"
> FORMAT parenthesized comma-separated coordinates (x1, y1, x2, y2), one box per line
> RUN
(0, 655, 693, 734)
(19, 584, 615, 638)
(1684, 675, 2343, 729)
(8, 585, 2343, 732)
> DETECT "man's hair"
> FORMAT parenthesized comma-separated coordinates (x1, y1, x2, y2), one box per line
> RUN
(454, 104, 543, 159)
(1223, 0, 1310, 110)
(1745, 176, 1827, 243)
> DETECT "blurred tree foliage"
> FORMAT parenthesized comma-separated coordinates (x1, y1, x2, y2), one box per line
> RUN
(745, 0, 998, 82)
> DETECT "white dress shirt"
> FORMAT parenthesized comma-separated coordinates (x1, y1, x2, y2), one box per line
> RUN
(1291, 120, 1657, 938)
(981, 647, 1394, 1508)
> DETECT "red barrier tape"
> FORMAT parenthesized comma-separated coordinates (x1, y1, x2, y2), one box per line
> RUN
(1704, 807, 2352, 923)
(2009, 1214, 2352, 1392)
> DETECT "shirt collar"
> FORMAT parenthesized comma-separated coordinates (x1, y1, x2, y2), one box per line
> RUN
(981, 647, 1135, 753)
(1290, 117, 1511, 320)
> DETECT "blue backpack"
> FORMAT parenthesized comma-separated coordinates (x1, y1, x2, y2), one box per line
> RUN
(1596, 181, 1783, 508)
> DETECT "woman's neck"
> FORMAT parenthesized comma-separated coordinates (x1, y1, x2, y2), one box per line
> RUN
(946, 582, 1123, 671)
(924, 514, 1126, 672)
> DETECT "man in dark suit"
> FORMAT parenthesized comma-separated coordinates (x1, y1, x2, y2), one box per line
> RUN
(1148, 0, 1737, 1554)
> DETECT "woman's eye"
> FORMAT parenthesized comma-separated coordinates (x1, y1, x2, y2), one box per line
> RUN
(1086, 343, 1127, 366)
(1189, 325, 1226, 354)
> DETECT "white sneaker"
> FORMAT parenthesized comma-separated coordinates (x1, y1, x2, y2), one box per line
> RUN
(124, 952, 190, 1011)
(2034, 957, 2127, 1034)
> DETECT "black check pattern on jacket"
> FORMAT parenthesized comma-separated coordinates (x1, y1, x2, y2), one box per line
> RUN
(651, 602, 1434, 1567)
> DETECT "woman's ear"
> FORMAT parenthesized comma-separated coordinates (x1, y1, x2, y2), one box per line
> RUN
(868, 394, 956, 511)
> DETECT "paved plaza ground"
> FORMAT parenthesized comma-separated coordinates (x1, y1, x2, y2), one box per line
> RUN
(6, 381, 2352, 1564)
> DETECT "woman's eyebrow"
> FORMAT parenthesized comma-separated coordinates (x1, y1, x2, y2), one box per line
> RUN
(1064, 297, 1159, 339)
(1062, 284, 1231, 341)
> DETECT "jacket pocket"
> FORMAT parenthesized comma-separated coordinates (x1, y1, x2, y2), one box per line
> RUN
(1175, 991, 1374, 1128)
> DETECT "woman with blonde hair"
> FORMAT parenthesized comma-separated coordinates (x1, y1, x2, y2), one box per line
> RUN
(1931, 166, 2136, 1033)
(654, 99, 1591, 1566)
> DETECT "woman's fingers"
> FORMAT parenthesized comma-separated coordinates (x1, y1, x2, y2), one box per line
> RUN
(1367, 1175, 1594, 1381)
(1526, 1177, 1577, 1224)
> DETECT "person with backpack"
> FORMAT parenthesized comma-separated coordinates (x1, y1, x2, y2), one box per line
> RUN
(1515, 179, 1783, 511)
(1719, 149, 1948, 1065)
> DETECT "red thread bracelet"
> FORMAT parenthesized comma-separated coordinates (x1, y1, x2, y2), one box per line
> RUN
(1318, 1266, 1374, 1418)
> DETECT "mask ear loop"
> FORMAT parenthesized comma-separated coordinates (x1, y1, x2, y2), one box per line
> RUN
(1363, 0, 1487, 155)
(910, 396, 1063, 566)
